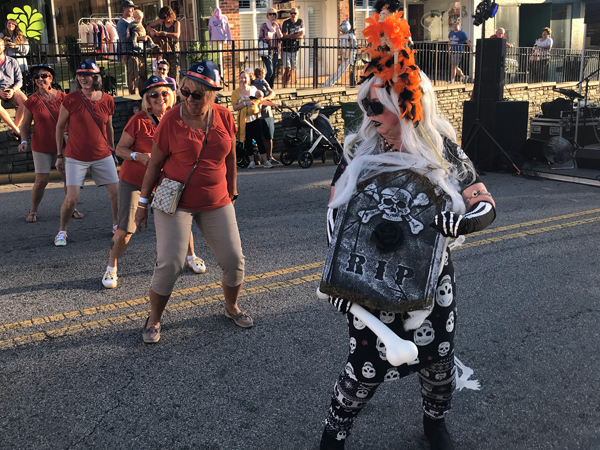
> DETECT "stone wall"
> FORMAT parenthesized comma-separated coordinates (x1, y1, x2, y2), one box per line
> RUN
(2, 81, 597, 175)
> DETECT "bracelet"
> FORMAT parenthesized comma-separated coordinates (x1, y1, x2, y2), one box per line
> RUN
(20, 140, 27, 145)
(138, 197, 149, 204)
(56, 155, 65, 159)
(131, 152, 137, 161)
(137, 205, 148, 210)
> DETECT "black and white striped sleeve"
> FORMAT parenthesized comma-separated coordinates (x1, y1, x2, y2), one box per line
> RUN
(432, 201, 496, 238)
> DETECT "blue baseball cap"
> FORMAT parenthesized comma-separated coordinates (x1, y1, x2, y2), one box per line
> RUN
(75, 58, 100, 76)
(140, 76, 175, 96)
(180, 60, 222, 90)
(29, 64, 57, 80)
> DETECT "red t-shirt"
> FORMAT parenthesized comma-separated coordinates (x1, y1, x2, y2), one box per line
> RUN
(24, 91, 67, 154)
(154, 104, 237, 211)
(119, 110, 157, 187)
(63, 90, 115, 161)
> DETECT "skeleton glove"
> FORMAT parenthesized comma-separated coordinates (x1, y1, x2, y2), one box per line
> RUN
(431, 201, 496, 238)
(328, 296, 353, 314)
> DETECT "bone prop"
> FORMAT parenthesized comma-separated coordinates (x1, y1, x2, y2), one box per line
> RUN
(349, 304, 418, 366)
(317, 288, 418, 366)
(404, 214, 424, 234)
(358, 209, 382, 223)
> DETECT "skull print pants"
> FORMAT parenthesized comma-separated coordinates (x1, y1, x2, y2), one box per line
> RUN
(323, 257, 457, 442)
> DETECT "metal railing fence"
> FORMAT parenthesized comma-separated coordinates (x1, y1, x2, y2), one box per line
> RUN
(17, 40, 600, 96)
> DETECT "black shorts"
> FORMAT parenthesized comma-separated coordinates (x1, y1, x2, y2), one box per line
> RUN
(261, 116, 275, 140)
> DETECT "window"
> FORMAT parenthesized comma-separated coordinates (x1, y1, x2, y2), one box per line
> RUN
(239, 0, 271, 41)
(355, 0, 376, 38)
(56, 7, 63, 27)
(79, 0, 92, 18)
(66, 5, 74, 25)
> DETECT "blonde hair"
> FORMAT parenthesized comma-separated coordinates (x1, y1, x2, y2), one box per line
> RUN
(180, 76, 218, 103)
(142, 86, 174, 113)
(267, 7, 277, 16)
(133, 9, 144, 21)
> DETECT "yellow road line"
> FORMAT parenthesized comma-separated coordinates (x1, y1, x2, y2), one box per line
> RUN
(0, 261, 324, 333)
(0, 273, 322, 350)
(460, 216, 600, 249)
(470, 208, 600, 237)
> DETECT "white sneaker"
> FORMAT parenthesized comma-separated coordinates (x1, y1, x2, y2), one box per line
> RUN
(102, 270, 118, 289)
(186, 256, 206, 274)
(263, 160, 273, 169)
(248, 161, 255, 169)
(54, 231, 67, 246)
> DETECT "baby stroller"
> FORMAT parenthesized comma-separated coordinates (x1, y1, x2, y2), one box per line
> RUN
(279, 102, 343, 168)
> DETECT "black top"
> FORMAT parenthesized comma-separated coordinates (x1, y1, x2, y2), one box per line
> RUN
(281, 18, 304, 53)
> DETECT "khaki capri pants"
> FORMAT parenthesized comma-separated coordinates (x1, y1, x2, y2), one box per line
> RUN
(151, 203, 245, 296)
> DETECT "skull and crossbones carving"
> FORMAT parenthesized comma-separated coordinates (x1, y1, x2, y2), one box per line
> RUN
(358, 184, 430, 234)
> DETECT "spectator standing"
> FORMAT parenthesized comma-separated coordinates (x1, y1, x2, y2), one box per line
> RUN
(529, 27, 553, 84)
(232, 71, 279, 169)
(154, 58, 177, 91)
(281, 7, 304, 88)
(259, 8, 283, 88)
(252, 67, 279, 164)
(54, 59, 118, 246)
(127, 10, 157, 52)
(117, 0, 147, 95)
(1, 19, 29, 72)
(102, 76, 206, 289)
(448, 21, 472, 84)
(489, 27, 513, 48)
(147, 6, 180, 83)
(18, 65, 80, 223)
(0, 38, 26, 137)
(134, 60, 252, 344)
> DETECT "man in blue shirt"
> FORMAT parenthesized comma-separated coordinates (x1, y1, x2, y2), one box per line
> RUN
(117, 0, 146, 95)
(448, 21, 472, 84)
(0, 39, 25, 136)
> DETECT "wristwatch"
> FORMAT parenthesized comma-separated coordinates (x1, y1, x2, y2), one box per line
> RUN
(231, 194, 238, 201)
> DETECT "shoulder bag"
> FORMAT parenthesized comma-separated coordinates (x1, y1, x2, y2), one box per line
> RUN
(151, 106, 211, 215)
(77, 90, 118, 167)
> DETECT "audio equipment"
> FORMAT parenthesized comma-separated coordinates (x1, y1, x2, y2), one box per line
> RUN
(472, 38, 506, 102)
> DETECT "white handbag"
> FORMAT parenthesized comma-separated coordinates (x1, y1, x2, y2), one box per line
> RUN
(258, 40, 270, 57)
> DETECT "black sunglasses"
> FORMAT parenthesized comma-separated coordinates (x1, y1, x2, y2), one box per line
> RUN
(34, 74, 51, 80)
(290, 12, 297, 15)
(268, 12, 277, 16)
(180, 88, 206, 100)
(361, 98, 385, 117)
(147, 91, 171, 98)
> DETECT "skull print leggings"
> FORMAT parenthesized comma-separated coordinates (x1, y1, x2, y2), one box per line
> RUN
(323, 257, 457, 443)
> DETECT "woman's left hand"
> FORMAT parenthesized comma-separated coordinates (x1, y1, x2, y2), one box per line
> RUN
(432, 201, 496, 238)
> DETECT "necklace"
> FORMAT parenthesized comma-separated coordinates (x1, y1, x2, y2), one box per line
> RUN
(383, 138, 402, 153)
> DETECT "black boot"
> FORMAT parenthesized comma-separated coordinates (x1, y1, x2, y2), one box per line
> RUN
(320, 429, 345, 450)
(423, 414, 455, 450)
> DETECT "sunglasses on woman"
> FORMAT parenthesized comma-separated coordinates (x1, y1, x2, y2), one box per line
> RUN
(268, 13, 277, 16)
(180, 88, 205, 100)
(147, 91, 171, 98)
(361, 98, 385, 117)
(33, 74, 51, 80)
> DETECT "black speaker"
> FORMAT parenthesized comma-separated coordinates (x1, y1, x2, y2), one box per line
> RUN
(473, 38, 506, 102)
(462, 100, 529, 171)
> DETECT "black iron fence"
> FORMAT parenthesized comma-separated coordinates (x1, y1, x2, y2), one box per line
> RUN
(18, 39, 600, 96)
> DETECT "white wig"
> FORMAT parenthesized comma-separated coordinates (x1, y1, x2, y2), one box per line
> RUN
(331, 72, 476, 215)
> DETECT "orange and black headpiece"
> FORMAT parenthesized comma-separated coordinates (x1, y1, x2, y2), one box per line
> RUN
(360, 0, 423, 124)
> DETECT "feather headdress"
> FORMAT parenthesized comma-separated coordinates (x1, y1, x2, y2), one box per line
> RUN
(361, 0, 423, 125)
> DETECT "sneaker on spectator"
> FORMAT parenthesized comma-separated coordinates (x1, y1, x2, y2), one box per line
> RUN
(248, 161, 255, 169)
(263, 160, 274, 169)
(102, 270, 118, 289)
(269, 158, 280, 165)
(186, 256, 206, 274)
(54, 231, 67, 246)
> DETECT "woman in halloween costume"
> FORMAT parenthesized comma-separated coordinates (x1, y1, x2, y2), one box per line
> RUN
(319, 2, 496, 449)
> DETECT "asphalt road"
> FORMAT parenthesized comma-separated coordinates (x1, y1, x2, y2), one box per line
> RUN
(1, 161, 599, 450)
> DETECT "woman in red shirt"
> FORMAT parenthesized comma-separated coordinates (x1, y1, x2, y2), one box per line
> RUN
(18, 64, 83, 222)
(54, 59, 118, 246)
(135, 60, 250, 344)
(102, 76, 207, 289)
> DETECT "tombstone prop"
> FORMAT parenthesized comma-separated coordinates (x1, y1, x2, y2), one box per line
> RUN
(321, 170, 450, 313)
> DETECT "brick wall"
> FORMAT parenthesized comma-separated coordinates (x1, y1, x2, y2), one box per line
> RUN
(2, 82, 598, 175)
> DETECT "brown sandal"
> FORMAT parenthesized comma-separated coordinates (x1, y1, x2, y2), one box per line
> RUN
(72, 209, 84, 219)
(25, 210, 37, 223)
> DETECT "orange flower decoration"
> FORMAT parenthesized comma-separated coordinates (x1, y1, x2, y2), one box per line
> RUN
(361, 10, 423, 124)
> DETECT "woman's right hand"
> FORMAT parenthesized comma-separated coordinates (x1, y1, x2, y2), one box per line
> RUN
(134, 206, 148, 233)
(18, 143, 27, 153)
(55, 158, 65, 174)
(136, 153, 151, 166)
